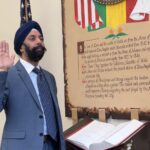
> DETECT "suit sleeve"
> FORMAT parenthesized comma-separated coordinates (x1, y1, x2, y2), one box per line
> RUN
(0, 72, 8, 112)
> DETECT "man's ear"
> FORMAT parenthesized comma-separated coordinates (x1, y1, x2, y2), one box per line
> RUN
(20, 44, 25, 53)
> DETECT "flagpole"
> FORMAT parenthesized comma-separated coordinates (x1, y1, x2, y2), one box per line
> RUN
(25, 0, 28, 22)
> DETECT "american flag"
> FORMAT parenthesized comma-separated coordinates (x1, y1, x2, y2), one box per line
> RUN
(20, 0, 32, 26)
(74, 0, 103, 30)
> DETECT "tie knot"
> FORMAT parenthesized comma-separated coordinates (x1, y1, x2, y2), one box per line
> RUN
(33, 67, 40, 74)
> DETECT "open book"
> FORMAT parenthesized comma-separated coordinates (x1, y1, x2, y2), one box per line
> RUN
(66, 119, 147, 150)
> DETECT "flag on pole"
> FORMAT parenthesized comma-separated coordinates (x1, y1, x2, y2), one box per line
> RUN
(20, 0, 32, 26)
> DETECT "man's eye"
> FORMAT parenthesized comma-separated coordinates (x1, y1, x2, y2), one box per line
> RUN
(29, 37, 35, 41)
(40, 37, 44, 41)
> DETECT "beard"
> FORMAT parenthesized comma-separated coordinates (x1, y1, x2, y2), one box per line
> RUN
(23, 43, 47, 62)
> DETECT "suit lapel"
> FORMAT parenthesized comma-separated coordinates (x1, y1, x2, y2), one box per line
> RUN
(42, 70, 58, 108)
(15, 61, 42, 111)
(41, 70, 65, 147)
(42, 70, 62, 126)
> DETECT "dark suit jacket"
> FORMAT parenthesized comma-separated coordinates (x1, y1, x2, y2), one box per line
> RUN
(0, 61, 65, 150)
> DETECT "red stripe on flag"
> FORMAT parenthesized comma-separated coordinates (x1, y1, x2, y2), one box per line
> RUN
(81, 0, 85, 28)
(74, 0, 79, 25)
(88, 0, 92, 26)
(126, 0, 148, 23)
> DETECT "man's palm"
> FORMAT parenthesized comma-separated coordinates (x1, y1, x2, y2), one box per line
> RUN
(0, 41, 15, 70)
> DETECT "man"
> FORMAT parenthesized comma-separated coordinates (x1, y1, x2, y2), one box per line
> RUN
(0, 21, 65, 150)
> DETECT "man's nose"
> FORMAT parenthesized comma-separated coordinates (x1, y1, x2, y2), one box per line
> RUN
(36, 38, 43, 45)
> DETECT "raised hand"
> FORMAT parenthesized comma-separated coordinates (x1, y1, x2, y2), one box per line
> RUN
(0, 41, 15, 71)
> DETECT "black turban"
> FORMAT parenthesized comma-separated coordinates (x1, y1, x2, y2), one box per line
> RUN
(14, 20, 43, 55)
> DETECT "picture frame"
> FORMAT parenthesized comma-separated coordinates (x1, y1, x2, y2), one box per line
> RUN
(62, 0, 150, 120)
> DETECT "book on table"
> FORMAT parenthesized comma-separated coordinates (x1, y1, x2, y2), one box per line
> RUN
(65, 119, 147, 150)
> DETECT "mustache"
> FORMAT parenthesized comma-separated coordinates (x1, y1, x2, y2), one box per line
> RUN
(23, 43, 47, 52)
(32, 45, 47, 52)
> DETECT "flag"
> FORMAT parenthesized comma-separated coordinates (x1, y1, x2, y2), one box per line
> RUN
(20, 0, 32, 26)
(74, 0, 103, 31)
(93, 0, 149, 29)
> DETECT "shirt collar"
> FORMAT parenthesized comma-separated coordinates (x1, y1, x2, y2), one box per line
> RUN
(20, 58, 40, 74)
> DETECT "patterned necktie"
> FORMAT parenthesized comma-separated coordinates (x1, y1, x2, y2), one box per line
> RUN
(33, 68, 57, 141)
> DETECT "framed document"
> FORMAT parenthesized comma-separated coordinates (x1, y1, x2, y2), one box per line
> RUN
(62, 0, 150, 119)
